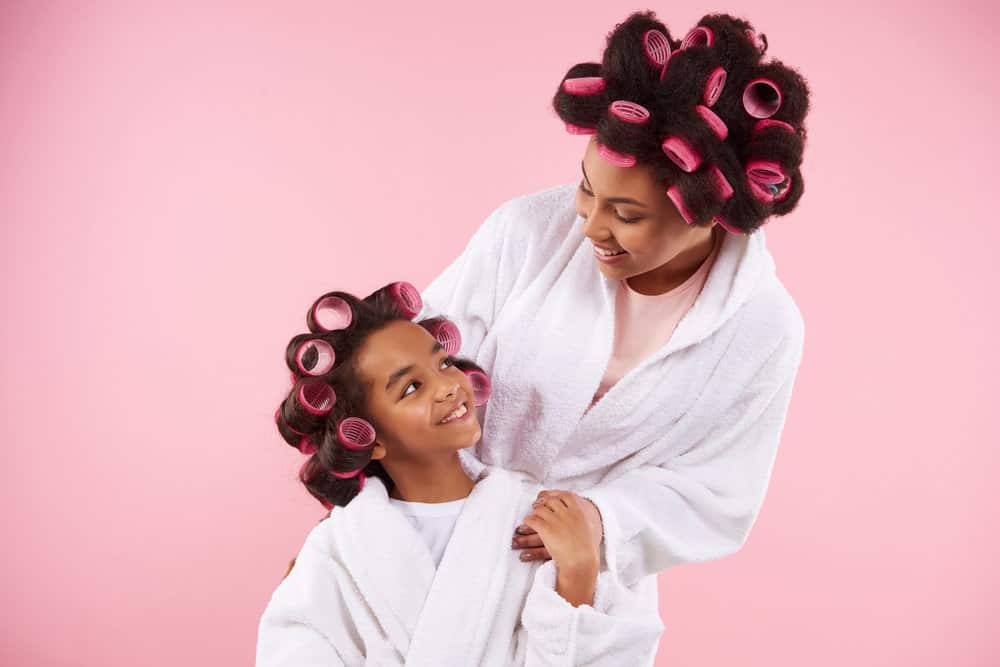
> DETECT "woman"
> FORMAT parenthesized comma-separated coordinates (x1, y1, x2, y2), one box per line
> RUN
(257, 288, 664, 665)
(417, 10, 809, 601)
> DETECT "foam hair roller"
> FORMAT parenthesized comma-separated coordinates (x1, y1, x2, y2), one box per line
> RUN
(753, 119, 795, 134)
(695, 105, 728, 140)
(562, 77, 606, 95)
(748, 175, 793, 203)
(422, 319, 462, 355)
(714, 215, 743, 235)
(660, 135, 702, 172)
(681, 26, 714, 49)
(297, 380, 337, 416)
(666, 186, 695, 225)
(388, 282, 422, 319)
(642, 29, 671, 79)
(309, 295, 353, 332)
(745, 28, 767, 54)
(743, 78, 782, 119)
(596, 143, 637, 168)
(337, 417, 377, 450)
(463, 369, 492, 407)
(294, 339, 336, 376)
(298, 438, 318, 455)
(330, 467, 363, 479)
(746, 160, 788, 185)
(609, 100, 651, 124)
(565, 123, 597, 135)
(708, 165, 735, 200)
(704, 67, 727, 107)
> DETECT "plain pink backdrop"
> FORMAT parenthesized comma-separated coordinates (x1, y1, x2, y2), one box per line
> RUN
(2, 1, 997, 665)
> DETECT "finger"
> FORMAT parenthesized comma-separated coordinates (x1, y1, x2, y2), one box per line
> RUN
(517, 546, 552, 562)
(511, 532, 545, 549)
(514, 523, 537, 536)
(538, 490, 574, 510)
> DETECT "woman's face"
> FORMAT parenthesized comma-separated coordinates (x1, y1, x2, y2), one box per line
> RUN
(354, 320, 481, 463)
(575, 136, 716, 282)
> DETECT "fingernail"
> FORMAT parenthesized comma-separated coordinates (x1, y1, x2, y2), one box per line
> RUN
(520, 553, 531, 561)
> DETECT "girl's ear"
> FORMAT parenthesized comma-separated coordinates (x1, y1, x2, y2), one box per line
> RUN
(370, 441, 387, 461)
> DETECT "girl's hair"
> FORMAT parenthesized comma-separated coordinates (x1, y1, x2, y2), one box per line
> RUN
(274, 284, 484, 509)
(553, 11, 810, 234)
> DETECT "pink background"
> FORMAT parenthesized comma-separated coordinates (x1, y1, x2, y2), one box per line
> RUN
(2, 1, 996, 665)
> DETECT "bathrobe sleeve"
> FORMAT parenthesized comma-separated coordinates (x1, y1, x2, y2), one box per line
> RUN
(514, 561, 664, 666)
(578, 328, 805, 587)
(255, 524, 354, 667)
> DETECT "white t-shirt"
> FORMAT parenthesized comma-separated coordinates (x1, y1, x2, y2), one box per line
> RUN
(387, 496, 467, 568)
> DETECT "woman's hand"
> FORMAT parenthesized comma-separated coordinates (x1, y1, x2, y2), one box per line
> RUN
(512, 490, 604, 563)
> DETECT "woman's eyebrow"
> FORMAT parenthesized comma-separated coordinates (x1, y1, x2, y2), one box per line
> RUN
(385, 342, 446, 391)
(580, 161, 648, 208)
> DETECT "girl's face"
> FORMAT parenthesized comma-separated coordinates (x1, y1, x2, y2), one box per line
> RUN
(575, 136, 716, 282)
(355, 320, 481, 463)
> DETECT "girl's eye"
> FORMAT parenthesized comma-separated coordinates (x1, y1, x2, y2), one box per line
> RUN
(402, 381, 420, 398)
(440, 357, 455, 369)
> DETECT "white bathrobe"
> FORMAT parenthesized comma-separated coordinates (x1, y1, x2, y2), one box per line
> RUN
(419, 182, 805, 588)
(256, 455, 664, 666)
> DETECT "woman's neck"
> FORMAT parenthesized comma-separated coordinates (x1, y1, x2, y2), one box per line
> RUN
(385, 452, 476, 503)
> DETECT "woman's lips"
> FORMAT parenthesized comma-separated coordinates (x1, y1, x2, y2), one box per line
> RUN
(592, 243, 629, 264)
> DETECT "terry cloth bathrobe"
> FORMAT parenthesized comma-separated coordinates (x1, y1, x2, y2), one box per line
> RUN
(256, 457, 665, 666)
(418, 182, 805, 591)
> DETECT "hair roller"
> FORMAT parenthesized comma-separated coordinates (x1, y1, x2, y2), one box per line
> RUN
(746, 159, 788, 185)
(666, 185, 696, 225)
(275, 407, 317, 454)
(749, 59, 810, 126)
(742, 77, 782, 119)
(563, 77, 606, 95)
(708, 164, 734, 200)
(661, 135, 703, 172)
(308, 295, 353, 333)
(714, 214, 743, 235)
(642, 29, 671, 79)
(681, 26, 714, 50)
(292, 338, 336, 376)
(388, 282, 422, 319)
(753, 119, 795, 134)
(704, 67, 727, 107)
(296, 379, 336, 416)
(609, 100, 651, 124)
(420, 318, 462, 355)
(330, 466, 363, 479)
(695, 105, 728, 140)
(597, 143, 637, 168)
(463, 369, 493, 407)
(565, 123, 597, 135)
(337, 417, 377, 450)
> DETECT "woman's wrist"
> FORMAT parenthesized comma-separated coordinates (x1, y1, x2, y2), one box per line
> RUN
(554, 559, 599, 607)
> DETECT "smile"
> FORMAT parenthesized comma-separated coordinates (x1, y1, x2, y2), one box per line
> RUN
(592, 243, 629, 263)
(439, 402, 470, 425)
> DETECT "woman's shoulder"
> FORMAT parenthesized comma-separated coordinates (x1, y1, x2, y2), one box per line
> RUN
(486, 182, 579, 248)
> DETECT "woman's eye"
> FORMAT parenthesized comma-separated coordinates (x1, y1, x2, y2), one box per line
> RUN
(615, 212, 642, 223)
(578, 182, 593, 197)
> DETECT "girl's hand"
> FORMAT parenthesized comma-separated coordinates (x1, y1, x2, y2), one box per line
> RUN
(512, 490, 604, 563)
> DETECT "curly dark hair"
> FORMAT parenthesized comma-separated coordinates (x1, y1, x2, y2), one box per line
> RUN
(274, 284, 484, 509)
(552, 11, 810, 234)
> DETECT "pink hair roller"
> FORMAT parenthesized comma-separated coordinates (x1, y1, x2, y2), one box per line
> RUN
(562, 77, 606, 95)
(666, 186, 696, 225)
(642, 29, 671, 79)
(423, 319, 462, 355)
(681, 26, 714, 49)
(309, 296, 353, 332)
(746, 160, 787, 185)
(298, 438, 318, 455)
(330, 467, 363, 479)
(274, 408, 317, 454)
(609, 100, 651, 124)
(745, 28, 767, 54)
(713, 215, 743, 235)
(388, 282, 422, 319)
(337, 417, 377, 450)
(695, 105, 728, 140)
(753, 119, 795, 134)
(596, 143, 637, 168)
(297, 380, 336, 416)
(660, 135, 702, 172)
(704, 67, 727, 107)
(743, 78, 782, 119)
(463, 369, 492, 407)
(294, 339, 336, 376)
(708, 165, 734, 200)
(748, 175, 793, 203)
(565, 123, 597, 135)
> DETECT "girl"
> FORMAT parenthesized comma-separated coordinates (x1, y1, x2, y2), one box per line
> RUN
(256, 285, 664, 666)
(418, 10, 810, 605)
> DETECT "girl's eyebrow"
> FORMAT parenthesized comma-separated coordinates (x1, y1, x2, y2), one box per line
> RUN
(580, 161, 649, 208)
(385, 342, 445, 391)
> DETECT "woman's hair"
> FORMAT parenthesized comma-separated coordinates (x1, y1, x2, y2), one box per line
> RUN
(552, 11, 811, 234)
(274, 284, 484, 509)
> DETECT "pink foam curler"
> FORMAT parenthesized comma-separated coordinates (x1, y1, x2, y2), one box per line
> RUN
(660, 135, 702, 173)
(297, 380, 336, 416)
(708, 165, 734, 200)
(298, 438, 318, 455)
(745, 28, 767, 54)
(753, 119, 795, 134)
(337, 417, 377, 450)
(742, 78, 782, 119)
(666, 186, 696, 225)
(562, 76, 606, 95)
(565, 123, 597, 135)
(704, 67, 727, 107)
(713, 215, 743, 234)
(330, 466, 363, 479)
(463, 369, 492, 407)
(423, 319, 462, 355)
(695, 105, 728, 140)
(310, 296, 353, 332)
(388, 282, 422, 319)
(642, 29, 671, 79)
(747, 174, 792, 203)
(681, 26, 714, 50)
(596, 143, 637, 168)
(609, 100, 651, 124)
(275, 408, 308, 436)
(294, 339, 336, 376)
(746, 160, 787, 185)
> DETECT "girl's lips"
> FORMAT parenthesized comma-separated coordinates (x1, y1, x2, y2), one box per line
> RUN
(438, 401, 472, 425)
(592, 245, 630, 264)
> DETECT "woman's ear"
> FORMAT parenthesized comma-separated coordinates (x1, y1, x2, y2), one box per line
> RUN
(370, 441, 387, 461)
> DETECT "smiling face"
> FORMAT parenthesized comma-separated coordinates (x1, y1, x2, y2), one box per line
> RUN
(576, 137, 718, 288)
(354, 320, 481, 465)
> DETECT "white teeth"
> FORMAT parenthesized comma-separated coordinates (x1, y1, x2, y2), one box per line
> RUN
(440, 403, 468, 424)
(594, 245, 626, 256)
